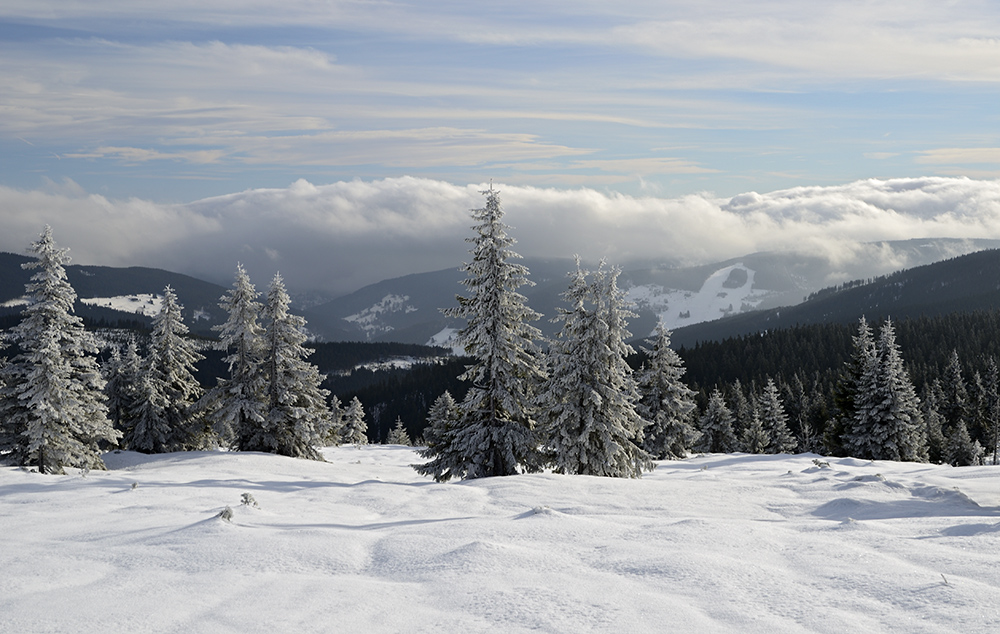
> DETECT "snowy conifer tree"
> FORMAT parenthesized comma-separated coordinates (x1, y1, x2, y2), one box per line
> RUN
(414, 391, 462, 480)
(636, 323, 699, 459)
(324, 395, 344, 446)
(758, 377, 796, 454)
(128, 286, 204, 452)
(538, 262, 652, 477)
(940, 349, 969, 433)
(695, 388, 738, 453)
(387, 417, 412, 446)
(740, 407, 769, 454)
(340, 396, 368, 445)
(200, 265, 268, 449)
(415, 186, 546, 480)
(257, 273, 331, 460)
(984, 358, 1000, 465)
(921, 380, 947, 464)
(844, 319, 927, 461)
(945, 419, 984, 466)
(0, 226, 119, 473)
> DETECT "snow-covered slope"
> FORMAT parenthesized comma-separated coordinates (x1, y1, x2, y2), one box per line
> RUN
(2, 447, 998, 633)
(626, 263, 779, 333)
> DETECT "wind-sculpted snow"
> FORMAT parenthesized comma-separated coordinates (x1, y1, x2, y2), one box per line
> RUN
(2, 448, 999, 632)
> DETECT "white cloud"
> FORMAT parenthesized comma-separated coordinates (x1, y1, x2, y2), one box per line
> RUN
(3, 176, 1000, 296)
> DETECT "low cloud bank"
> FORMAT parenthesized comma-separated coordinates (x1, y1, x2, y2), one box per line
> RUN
(2, 176, 999, 297)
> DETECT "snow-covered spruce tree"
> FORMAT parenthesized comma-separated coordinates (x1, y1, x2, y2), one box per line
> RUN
(387, 417, 412, 446)
(636, 323, 699, 459)
(844, 319, 927, 462)
(127, 286, 204, 452)
(340, 396, 368, 445)
(0, 226, 119, 473)
(415, 186, 546, 481)
(324, 395, 344, 446)
(257, 273, 332, 460)
(695, 388, 738, 453)
(826, 316, 876, 456)
(758, 377, 796, 454)
(921, 379, 947, 464)
(945, 419, 984, 466)
(538, 261, 652, 477)
(740, 406, 769, 454)
(103, 339, 142, 435)
(199, 265, 268, 450)
(985, 358, 1000, 465)
(940, 349, 969, 434)
(415, 391, 461, 479)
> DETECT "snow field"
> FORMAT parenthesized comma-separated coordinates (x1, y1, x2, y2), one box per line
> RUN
(2, 448, 999, 633)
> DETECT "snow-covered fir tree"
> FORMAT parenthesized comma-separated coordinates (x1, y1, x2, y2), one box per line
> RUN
(985, 358, 1000, 465)
(636, 323, 699, 459)
(538, 261, 652, 477)
(827, 316, 877, 456)
(200, 265, 268, 449)
(921, 379, 947, 463)
(728, 379, 752, 439)
(325, 395, 344, 446)
(387, 417, 412, 446)
(695, 388, 738, 453)
(740, 406, 769, 454)
(340, 396, 368, 445)
(258, 273, 332, 460)
(0, 226, 119, 473)
(940, 349, 969, 433)
(415, 186, 546, 480)
(103, 339, 142, 434)
(127, 286, 204, 452)
(758, 377, 796, 454)
(945, 419, 984, 466)
(844, 319, 927, 462)
(415, 391, 461, 480)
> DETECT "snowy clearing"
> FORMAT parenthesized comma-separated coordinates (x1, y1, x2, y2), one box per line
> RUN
(80, 294, 163, 318)
(2, 448, 999, 633)
(627, 264, 779, 335)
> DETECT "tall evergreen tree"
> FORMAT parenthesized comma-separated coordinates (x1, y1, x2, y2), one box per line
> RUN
(259, 273, 332, 460)
(940, 349, 969, 434)
(103, 340, 142, 435)
(415, 186, 546, 480)
(695, 388, 738, 453)
(758, 377, 796, 454)
(984, 358, 1000, 465)
(414, 391, 461, 479)
(201, 265, 268, 449)
(340, 396, 368, 445)
(538, 262, 652, 477)
(129, 286, 204, 452)
(844, 319, 927, 462)
(827, 316, 876, 456)
(740, 406, 769, 454)
(0, 226, 119, 473)
(636, 323, 699, 459)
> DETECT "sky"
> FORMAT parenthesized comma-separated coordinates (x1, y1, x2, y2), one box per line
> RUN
(2, 1, 1000, 296)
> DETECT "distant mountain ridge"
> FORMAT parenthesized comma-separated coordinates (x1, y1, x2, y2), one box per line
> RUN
(0, 252, 229, 335)
(670, 247, 1000, 348)
(3, 237, 999, 344)
(300, 238, 1000, 345)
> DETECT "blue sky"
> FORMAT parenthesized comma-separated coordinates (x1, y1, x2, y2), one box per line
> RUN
(2, 2, 1000, 295)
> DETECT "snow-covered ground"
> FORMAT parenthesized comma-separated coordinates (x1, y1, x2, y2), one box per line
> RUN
(80, 293, 163, 318)
(2, 448, 999, 633)
(343, 294, 417, 339)
(627, 264, 779, 335)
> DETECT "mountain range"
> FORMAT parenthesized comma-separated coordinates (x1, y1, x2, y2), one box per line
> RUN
(2, 237, 999, 345)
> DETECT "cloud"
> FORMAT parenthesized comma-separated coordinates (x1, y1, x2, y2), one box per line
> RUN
(3, 176, 1000, 298)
